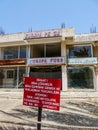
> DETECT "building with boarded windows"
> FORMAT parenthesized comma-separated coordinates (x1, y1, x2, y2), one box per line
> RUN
(0, 28, 98, 94)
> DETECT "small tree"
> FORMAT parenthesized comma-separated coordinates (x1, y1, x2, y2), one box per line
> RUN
(0, 27, 5, 35)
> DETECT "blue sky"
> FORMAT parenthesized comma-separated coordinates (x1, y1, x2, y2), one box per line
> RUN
(0, 0, 98, 34)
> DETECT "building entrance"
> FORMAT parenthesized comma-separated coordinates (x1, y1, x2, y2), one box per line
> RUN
(30, 66, 61, 79)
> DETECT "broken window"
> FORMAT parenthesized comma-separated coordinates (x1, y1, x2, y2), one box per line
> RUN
(68, 67, 94, 89)
(67, 44, 93, 58)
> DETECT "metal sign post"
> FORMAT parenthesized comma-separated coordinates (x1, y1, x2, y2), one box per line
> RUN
(23, 77, 61, 130)
(37, 107, 42, 130)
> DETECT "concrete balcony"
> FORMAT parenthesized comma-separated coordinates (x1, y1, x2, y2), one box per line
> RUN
(0, 33, 25, 43)
(75, 33, 98, 43)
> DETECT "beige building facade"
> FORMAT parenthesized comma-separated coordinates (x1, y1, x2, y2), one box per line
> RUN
(0, 28, 98, 93)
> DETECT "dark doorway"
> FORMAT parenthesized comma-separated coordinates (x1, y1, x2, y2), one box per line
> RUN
(30, 66, 61, 79)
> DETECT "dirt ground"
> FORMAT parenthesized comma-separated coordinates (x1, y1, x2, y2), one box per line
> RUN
(0, 92, 98, 130)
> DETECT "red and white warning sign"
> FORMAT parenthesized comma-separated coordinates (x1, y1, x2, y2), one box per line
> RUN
(23, 77, 61, 111)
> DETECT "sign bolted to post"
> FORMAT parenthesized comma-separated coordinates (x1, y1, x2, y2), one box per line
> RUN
(23, 77, 61, 130)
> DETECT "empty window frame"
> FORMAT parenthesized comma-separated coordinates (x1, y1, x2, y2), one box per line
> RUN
(68, 44, 93, 58)
(67, 66, 94, 89)
(3, 46, 26, 60)
(19, 46, 26, 58)
(3, 47, 18, 59)
(7, 70, 14, 78)
(32, 43, 61, 58)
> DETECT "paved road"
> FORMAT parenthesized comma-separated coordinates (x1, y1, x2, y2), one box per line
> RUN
(0, 92, 98, 130)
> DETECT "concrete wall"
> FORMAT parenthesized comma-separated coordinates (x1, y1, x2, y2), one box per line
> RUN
(93, 46, 98, 57)
(75, 33, 98, 42)
(0, 33, 25, 43)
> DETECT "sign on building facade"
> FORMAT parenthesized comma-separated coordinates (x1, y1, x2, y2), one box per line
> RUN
(25, 29, 62, 39)
(68, 57, 97, 65)
(27, 57, 65, 65)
